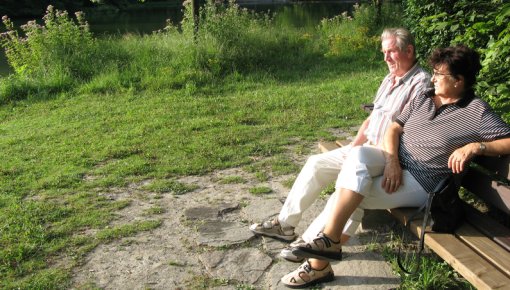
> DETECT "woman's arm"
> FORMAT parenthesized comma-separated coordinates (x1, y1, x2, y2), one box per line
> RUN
(381, 122, 404, 193)
(449, 137, 510, 174)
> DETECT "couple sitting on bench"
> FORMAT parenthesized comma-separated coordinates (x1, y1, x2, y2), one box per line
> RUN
(250, 27, 510, 288)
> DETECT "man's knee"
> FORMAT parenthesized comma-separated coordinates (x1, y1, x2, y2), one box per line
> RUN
(346, 146, 385, 168)
(304, 153, 327, 170)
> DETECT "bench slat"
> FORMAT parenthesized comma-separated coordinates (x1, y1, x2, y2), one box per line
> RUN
(390, 208, 510, 289)
(318, 141, 341, 153)
(465, 206, 510, 252)
(456, 225, 510, 278)
(424, 229, 510, 290)
(463, 169, 510, 215)
(473, 155, 510, 180)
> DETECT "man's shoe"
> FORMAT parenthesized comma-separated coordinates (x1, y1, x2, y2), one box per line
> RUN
(249, 217, 297, 241)
(291, 232, 342, 261)
(281, 260, 334, 288)
(280, 238, 305, 263)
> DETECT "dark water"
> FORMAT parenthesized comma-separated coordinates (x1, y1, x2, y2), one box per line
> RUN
(0, 1, 357, 76)
(86, 1, 356, 35)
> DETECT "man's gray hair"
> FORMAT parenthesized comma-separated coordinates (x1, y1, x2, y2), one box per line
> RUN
(381, 28, 415, 53)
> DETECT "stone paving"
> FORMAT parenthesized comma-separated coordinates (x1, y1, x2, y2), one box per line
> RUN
(71, 141, 402, 289)
(187, 197, 401, 289)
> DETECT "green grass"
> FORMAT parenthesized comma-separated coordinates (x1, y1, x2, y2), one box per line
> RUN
(0, 41, 377, 277)
(218, 175, 247, 184)
(0, 55, 382, 288)
(376, 232, 474, 290)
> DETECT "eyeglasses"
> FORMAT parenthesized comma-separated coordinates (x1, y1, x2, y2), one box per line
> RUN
(432, 71, 453, 77)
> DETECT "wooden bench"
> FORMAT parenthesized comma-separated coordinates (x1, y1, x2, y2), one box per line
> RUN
(318, 141, 510, 289)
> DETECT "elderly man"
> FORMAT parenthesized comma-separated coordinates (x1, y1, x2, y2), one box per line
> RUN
(250, 27, 431, 261)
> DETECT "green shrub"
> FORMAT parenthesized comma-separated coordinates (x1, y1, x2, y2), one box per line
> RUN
(403, 0, 510, 122)
(0, 6, 96, 80)
(178, 0, 320, 75)
(318, 2, 402, 58)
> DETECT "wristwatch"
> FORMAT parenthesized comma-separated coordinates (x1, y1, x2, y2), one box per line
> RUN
(479, 142, 486, 154)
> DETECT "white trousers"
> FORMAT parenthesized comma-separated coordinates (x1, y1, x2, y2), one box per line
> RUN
(280, 145, 428, 242)
(278, 144, 354, 228)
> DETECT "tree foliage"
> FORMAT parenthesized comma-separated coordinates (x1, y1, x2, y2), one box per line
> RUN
(403, 0, 510, 121)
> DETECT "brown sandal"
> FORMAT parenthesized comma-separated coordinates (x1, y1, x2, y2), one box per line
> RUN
(281, 260, 334, 288)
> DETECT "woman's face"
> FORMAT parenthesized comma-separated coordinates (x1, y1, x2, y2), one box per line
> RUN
(431, 64, 464, 98)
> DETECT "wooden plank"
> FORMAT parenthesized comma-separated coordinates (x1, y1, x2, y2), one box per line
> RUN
(336, 139, 350, 147)
(463, 169, 510, 215)
(456, 225, 510, 278)
(318, 141, 340, 153)
(473, 155, 510, 180)
(422, 228, 510, 290)
(465, 206, 510, 252)
(387, 208, 420, 226)
(389, 208, 510, 289)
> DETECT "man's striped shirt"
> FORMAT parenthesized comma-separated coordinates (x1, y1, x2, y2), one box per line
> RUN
(365, 63, 431, 146)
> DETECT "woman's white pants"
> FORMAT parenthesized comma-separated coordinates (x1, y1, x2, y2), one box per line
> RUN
(299, 146, 428, 241)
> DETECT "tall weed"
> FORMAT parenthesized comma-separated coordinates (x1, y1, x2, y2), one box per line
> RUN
(318, 3, 402, 58)
(1, 6, 96, 80)
(0, 6, 97, 103)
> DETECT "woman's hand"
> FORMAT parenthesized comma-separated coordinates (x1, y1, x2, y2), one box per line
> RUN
(448, 143, 478, 174)
(382, 158, 402, 193)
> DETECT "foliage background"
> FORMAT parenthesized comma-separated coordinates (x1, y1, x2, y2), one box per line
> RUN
(403, 0, 510, 121)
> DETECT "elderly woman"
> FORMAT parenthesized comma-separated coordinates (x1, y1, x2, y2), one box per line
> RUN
(281, 45, 510, 288)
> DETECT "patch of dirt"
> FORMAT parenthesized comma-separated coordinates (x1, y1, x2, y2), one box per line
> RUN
(70, 142, 319, 289)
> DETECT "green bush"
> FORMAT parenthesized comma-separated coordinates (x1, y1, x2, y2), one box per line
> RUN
(318, 2, 402, 58)
(0, 5, 100, 103)
(403, 0, 510, 122)
(1, 6, 96, 80)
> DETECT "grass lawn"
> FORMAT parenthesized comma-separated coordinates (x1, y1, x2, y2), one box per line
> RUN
(0, 47, 387, 287)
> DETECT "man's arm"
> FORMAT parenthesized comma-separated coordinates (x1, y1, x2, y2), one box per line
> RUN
(351, 117, 370, 146)
(381, 122, 403, 193)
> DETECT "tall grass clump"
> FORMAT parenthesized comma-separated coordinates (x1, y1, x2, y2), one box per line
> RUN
(0, 1, 402, 101)
(179, 0, 318, 75)
(318, 2, 403, 58)
(81, 0, 322, 94)
(0, 5, 97, 102)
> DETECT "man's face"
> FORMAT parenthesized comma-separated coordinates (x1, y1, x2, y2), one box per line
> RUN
(381, 37, 414, 77)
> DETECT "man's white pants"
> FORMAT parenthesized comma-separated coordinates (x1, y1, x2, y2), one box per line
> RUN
(302, 146, 428, 241)
(278, 144, 354, 230)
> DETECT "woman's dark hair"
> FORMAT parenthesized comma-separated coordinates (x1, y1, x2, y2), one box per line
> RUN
(429, 45, 482, 89)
